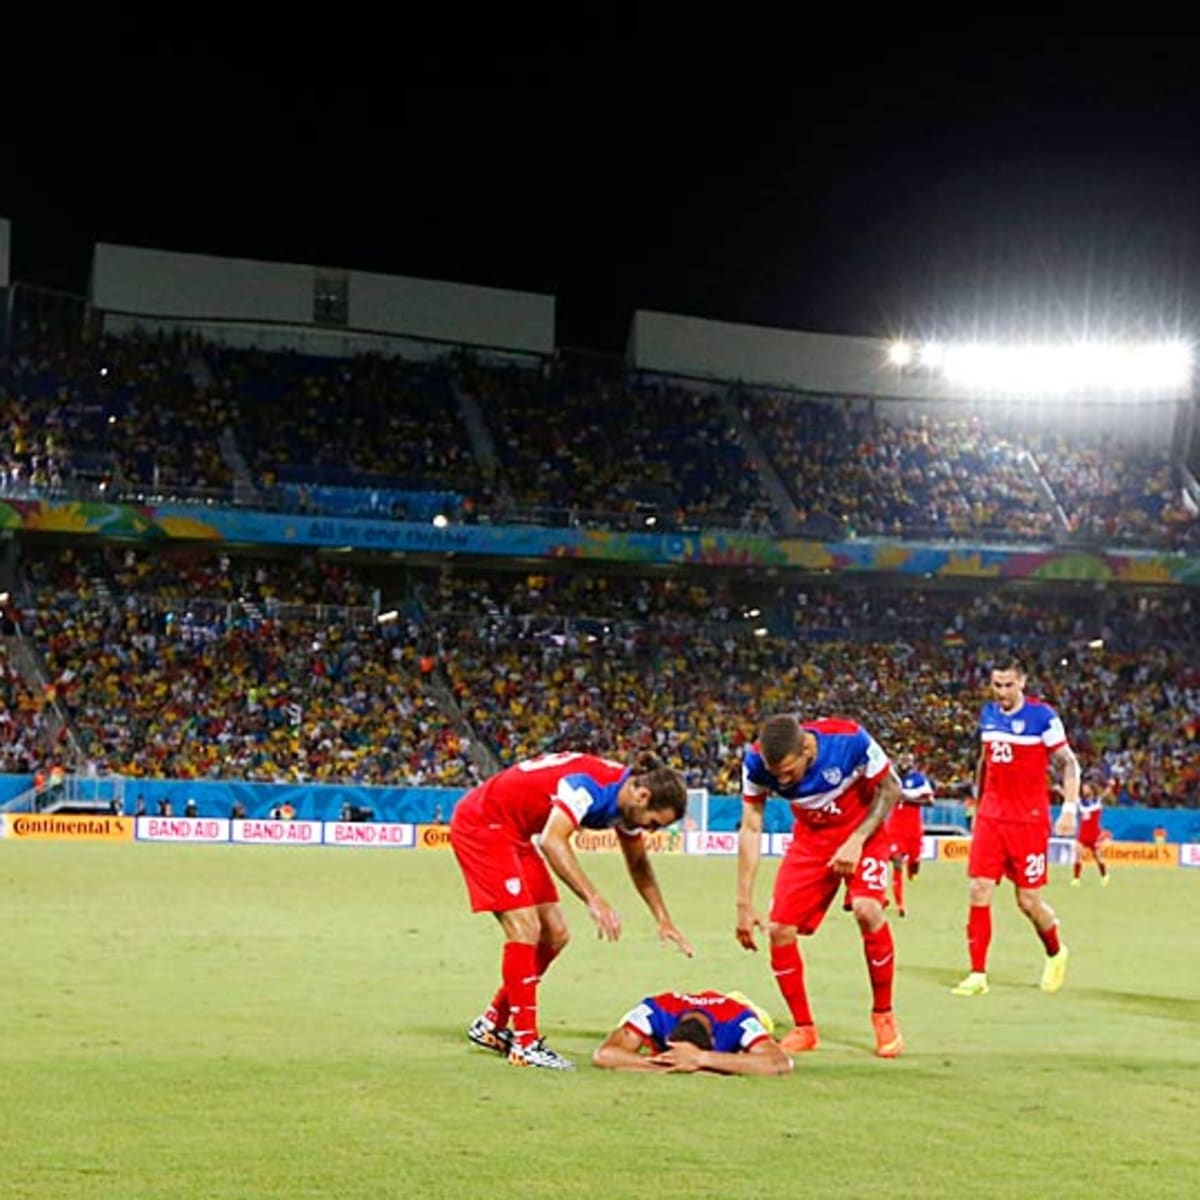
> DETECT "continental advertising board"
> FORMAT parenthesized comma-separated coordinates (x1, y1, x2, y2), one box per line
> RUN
(3, 814, 134, 841)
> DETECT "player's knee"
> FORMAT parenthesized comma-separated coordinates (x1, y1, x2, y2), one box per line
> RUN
(852, 898, 885, 932)
(767, 921, 797, 947)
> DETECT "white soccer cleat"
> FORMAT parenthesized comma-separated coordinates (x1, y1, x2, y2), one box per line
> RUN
(508, 1038, 575, 1070)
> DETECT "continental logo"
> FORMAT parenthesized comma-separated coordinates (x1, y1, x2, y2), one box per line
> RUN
(6, 814, 134, 841)
(1100, 841, 1177, 868)
(938, 836, 972, 861)
(417, 824, 453, 849)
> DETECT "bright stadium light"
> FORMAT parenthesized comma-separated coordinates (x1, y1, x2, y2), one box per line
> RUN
(432, 513, 449, 529)
(887, 341, 913, 367)
(913, 340, 1193, 397)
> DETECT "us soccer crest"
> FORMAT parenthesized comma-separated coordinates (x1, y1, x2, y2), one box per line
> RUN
(822, 767, 843, 785)
(1012, 720, 1025, 734)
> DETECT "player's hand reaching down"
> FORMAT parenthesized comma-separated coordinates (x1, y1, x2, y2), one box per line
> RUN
(736, 903, 767, 951)
(587, 895, 623, 941)
(658, 919, 695, 957)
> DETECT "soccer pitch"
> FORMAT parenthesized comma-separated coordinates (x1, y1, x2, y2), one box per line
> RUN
(1, 844, 1196, 1200)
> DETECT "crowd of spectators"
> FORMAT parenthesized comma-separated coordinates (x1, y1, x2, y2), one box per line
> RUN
(740, 394, 1060, 541)
(3, 552, 1196, 806)
(1, 329, 231, 496)
(456, 356, 776, 530)
(20, 548, 478, 787)
(208, 346, 481, 496)
(5, 328, 1197, 552)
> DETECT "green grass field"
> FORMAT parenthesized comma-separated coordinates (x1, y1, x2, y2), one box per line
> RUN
(1, 843, 1197, 1199)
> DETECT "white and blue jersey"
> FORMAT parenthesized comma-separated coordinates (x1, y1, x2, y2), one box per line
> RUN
(621, 991, 771, 1053)
(742, 717, 891, 833)
(900, 770, 934, 807)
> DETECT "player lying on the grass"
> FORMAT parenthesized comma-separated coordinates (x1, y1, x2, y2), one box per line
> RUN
(592, 989, 793, 1075)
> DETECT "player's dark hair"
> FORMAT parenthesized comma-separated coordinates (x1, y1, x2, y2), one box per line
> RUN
(990, 655, 1027, 676)
(632, 752, 687, 820)
(669, 1014, 714, 1052)
(759, 714, 803, 767)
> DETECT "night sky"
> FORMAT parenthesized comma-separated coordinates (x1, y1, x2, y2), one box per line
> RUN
(6, 29, 1200, 352)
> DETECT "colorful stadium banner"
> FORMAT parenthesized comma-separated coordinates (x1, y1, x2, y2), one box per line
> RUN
(4, 813, 134, 841)
(416, 823, 453, 849)
(1180, 844, 1200, 868)
(230, 819, 323, 845)
(0, 496, 1196, 585)
(324, 822, 415, 848)
(137, 817, 230, 842)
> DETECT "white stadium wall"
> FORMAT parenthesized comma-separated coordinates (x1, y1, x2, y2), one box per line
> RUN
(629, 309, 1184, 446)
(0, 216, 10, 288)
(349, 270, 554, 355)
(90, 243, 555, 357)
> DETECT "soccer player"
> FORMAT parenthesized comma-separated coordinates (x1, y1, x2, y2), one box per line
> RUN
(593, 988, 793, 1075)
(952, 656, 1079, 998)
(886, 752, 934, 917)
(1071, 780, 1111, 887)
(735, 712, 905, 1059)
(451, 750, 693, 1071)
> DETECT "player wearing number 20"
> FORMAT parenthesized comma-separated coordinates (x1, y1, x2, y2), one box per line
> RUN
(737, 714, 905, 1058)
(451, 751, 693, 1070)
(952, 657, 1080, 999)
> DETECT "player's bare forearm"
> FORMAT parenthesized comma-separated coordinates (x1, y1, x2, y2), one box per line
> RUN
(854, 770, 901, 842)
(541, 832, 599, 906)
(651, 1042, 794, 1075)
(592, 1031, 667, 1071)
(736, 803, 764, 906)
(1052, 744, 1081, 805)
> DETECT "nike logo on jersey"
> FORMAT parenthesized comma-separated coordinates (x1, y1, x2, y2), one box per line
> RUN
(869, 954, 894, 968)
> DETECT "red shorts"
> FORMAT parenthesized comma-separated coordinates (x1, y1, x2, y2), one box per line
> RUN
(450, 798, 559, 913)
(1077, 818, 1103, 850)
(967, 815, 1049, 888)
(771, 824, 892, 935)
(886, 805, 924, 863)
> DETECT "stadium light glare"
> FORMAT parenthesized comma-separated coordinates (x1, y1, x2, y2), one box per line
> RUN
(922, 340, 1192, 396)
(431, 513, 449, 529)
(887, 341, 913, 367)
(377, 610, 399, 625)
(1088, 638, 1105, 650)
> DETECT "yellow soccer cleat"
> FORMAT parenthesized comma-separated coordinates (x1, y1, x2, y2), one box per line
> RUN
(1101, 874, 1111, 888)
(951, 971, 989, 997)
(1040, 945, 1070, 993)
(1070, 877, 1081, 887)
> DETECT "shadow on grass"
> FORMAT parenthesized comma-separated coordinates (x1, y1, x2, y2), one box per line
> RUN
(1069, 989, 1200, 1023)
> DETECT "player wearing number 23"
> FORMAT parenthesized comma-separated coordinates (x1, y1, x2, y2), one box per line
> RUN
(737, 713, 905, 1058)
(952, 656, 1080, 999)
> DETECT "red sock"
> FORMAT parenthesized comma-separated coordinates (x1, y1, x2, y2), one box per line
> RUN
(1073, 860, 1082, 880)
(968, 905, 991, 973)
(484, 988, 511, 1029)
(893, 868, 905, 911)
(1038, 920, 1061, 957)
(487, 942, 560, 1028)
(503, 941, 540, 1047)
(535, 941, 562, 978)
(862, 923, 896, 1012)
(770, 941, 814, 1027)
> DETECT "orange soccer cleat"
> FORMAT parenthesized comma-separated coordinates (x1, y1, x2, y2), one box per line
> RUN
(779, 1024, 820, 1054)
(871, 1010, 904, 1058)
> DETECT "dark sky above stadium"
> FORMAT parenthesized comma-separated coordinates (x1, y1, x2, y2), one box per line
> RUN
(7, 27, 1200, 352)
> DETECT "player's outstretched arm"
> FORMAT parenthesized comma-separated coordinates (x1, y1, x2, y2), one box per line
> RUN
(540, 807, 622, 941)
(618, 832, 694, 956)
(736, 799, 768, 950)
(592, 1027, 665, 1071)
